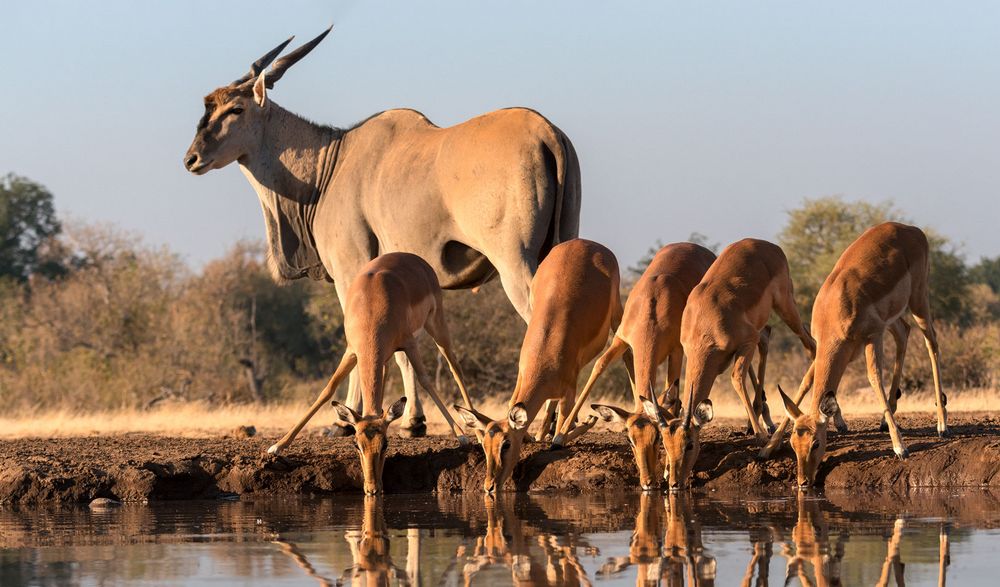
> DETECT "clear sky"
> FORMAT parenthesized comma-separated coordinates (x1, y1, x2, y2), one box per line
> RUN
(2, 1, 998, 269)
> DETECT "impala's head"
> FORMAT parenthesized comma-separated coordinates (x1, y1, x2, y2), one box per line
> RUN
(591, 396, 665, 491)
(660, 399, 714, 492)
(332, 397, 406, 495)
(184, 27, 332, 175)
(454, 403, 530, 494)
(779, 386, 840, 489)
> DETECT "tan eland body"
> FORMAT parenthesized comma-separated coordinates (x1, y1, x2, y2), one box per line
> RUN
(761, 222, 947, 488)
(184, 28, 580, 437)
(455, 239, 621, 493)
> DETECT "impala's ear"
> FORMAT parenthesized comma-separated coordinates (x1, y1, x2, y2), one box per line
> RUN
(592, 403, 630, 424)
(331, 401, 360, 425)
(640, 396, 667, 427)
(817, 392, 839, 423)
(253, 72, 268, 107)
(778, 385, 803, 421)
(454, 405, 491, 430)
(692, 400, 714, 427)
(384, 396, 407, 424)
(508, 403, 529, 430)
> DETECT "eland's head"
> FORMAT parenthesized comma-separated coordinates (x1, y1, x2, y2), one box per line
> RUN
(184, 27, 332, 175)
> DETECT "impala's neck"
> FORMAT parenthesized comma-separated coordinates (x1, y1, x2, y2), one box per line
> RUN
(238, 103, 341, 282)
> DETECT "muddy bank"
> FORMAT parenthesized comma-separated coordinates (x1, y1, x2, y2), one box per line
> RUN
(0, 413, 998, 504)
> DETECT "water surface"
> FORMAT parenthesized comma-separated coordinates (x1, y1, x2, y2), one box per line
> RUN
(1, 489, 998, 586)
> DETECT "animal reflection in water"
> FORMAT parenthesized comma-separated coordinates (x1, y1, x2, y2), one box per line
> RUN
(760, 493, 952, 587)
(599, 493, 717, 586)
(449, 496, 595, 586)
(266, 494, 952, 586)
(273, 496, 417, 587)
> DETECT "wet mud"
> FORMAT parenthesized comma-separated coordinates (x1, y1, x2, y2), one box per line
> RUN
(0, 413, 997, 504)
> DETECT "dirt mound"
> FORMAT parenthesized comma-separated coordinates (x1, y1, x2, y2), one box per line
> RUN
(0, 413, 996, 504)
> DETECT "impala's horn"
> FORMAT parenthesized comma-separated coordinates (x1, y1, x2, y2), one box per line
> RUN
(232, 36, 295, 86)
(264, 25, 333, 88)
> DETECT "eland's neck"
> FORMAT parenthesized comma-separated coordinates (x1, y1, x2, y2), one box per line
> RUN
(238, 103, 340, 205)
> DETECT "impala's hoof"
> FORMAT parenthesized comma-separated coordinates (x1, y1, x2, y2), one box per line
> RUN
(938, 428, 950, 439)
(457, 435, 471, 447)
(550, 434, 566, 447)
(766, 424, 777, 435)
(328, 424, 355, 438)
(879, 420, 889, 433)
(836, 422, 849, 434)
(398, 416, 427, 438)
(266, 444, 281, 455)
(895, 447, 910, 460)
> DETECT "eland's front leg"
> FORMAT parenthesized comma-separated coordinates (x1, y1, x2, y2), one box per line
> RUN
(395, 350, 426, 438)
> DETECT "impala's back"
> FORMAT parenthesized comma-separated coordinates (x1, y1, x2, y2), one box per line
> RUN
(517, 239, 621, 392)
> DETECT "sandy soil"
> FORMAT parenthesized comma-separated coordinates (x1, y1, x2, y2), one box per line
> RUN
(0, 412, 997, 504)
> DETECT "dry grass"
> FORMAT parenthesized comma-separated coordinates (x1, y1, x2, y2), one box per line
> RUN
(0, 386, 995, 439)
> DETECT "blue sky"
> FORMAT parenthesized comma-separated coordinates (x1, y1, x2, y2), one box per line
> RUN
(2, 1, 998, 268)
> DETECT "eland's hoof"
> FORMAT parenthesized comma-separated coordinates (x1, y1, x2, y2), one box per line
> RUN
(328, 423, 355, 438)
(398, 416, 427, 438)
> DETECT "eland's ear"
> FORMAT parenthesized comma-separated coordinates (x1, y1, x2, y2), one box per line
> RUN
(592, 403, 630, 424)
(253, 72, 268, 107)
(640, 396, 667, 427)
(508, 403, 529, 430)
(692, 399, 714, 427)
(777, 385, 803, 421)
(331, 400, 360, 425)
(454, 405, 491, 430)
(384, 396, 407, 424)
(817, 392, 839, 423)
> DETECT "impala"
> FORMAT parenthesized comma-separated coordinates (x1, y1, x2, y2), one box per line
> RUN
(184, 27, 580, 438)
(266, 253, 473, 495)
(553, 243, 716, 482)
(761, 223, 948, 488)
(455, 239, 621, 493)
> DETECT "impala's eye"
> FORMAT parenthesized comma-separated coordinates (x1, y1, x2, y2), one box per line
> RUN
(230, 106, 244, 115)
(811, 439, 820, 451)
(685, 441, 695, 452)
(501, 441, 511, 453)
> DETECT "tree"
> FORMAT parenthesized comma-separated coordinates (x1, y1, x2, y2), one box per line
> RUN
(0, 174, 61, 281)
(970, 256, 1000, 293)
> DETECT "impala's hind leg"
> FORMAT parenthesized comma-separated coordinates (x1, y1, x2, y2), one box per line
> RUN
(881, 319, 911, 432)
(402, 343, 469, 445)
(269, 352, 358, 454)
(536, 400, 558, 443)
(865, 335, 908, 459)
(910, 290, 948, 437)
(754, 326, 776, 434)
(732, 342, 766, 440)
